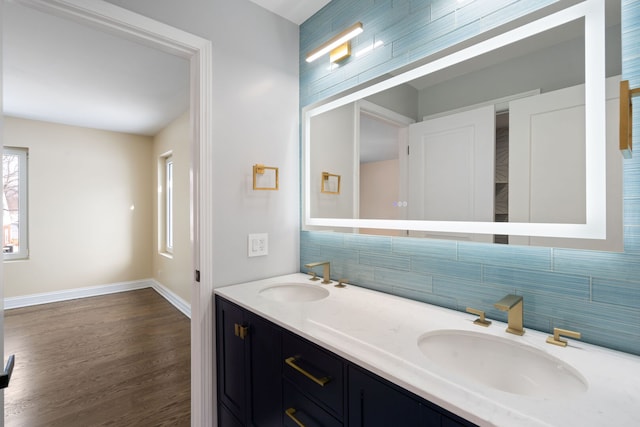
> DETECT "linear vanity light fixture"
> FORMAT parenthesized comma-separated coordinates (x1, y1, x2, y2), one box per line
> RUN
(620, 80, 640, 159)
(305, 22, 363, 63)
(253, 164, 279, 190)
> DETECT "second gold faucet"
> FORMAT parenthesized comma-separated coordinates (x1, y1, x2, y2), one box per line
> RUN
(304, 261, 331, 284)
(494, 294, 525, 336)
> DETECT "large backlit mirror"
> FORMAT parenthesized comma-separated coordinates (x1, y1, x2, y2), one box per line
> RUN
(303, 0, 623, 251)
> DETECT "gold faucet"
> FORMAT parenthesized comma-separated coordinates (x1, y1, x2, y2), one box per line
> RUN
(494, 294, 524, 336)
(547, 328, 581, 347)
(304, 261, 331, 284)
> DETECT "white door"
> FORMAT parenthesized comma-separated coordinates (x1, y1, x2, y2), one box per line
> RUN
(509, 77, 622, 250)
(408, 105, 495, 242)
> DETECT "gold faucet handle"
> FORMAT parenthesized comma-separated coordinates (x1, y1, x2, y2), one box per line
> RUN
(546, 328, 581, 347)
(335, 278, 347, 288)
(466, 307, 491, 327)
(307, 271, 320, 281)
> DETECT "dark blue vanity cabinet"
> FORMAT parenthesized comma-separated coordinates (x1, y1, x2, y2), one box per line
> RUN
(216, 296, 283, 426)
(216, 296, 477, 427)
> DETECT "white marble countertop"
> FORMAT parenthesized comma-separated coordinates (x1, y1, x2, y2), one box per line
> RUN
(215, 273, 640, 427)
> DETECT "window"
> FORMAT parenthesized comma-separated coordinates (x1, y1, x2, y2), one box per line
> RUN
(162, 154, 174, 254)
(3, 147, 28, 260)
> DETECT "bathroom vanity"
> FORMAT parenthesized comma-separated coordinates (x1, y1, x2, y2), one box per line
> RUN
(214, 273, 640, 427)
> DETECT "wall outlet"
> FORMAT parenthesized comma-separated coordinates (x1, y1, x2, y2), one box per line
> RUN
(248, 233, 268, 257)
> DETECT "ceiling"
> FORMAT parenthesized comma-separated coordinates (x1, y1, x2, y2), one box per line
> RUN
(2, 0, 327, 136)
(249, 0, 330, 25)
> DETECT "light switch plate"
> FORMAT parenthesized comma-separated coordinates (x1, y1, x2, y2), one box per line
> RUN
(248, 233, 268, 257)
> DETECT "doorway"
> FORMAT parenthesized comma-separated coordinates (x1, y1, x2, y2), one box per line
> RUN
(2, 0, 214, 424)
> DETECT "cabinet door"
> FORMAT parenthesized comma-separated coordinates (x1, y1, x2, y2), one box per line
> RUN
(247, 311, 283, 427)
(216, 297, 248, 424)
(283, 331, 344, 419)
(348, 366, 422, 427)
(283, 380, 342, 427)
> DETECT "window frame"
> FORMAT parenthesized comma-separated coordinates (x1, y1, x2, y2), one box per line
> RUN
(165, 155, 174, 254)
(3, 147, 29, 261)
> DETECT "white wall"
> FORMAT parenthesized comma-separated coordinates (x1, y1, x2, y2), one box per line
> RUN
(310, 104, 356, 220)
(152, 112, 192, 303)
(103, 0, 300, 286)
(3, 117, 153, 298)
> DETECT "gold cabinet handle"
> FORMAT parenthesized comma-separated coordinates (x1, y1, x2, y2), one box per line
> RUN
(285, 356, 330, 386)
(466, 307, 491, 327)
(234, 323, 249, 339)
(285, 408, 306, 427)
(546, 327, 581, 347)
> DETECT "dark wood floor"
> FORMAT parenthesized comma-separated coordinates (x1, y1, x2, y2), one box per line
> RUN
(4, 288, 191, 427)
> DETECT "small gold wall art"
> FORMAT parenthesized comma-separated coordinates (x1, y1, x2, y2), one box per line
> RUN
(253, 164, 279, 190)
(620, 79, 640, 159)
(321, 172, 341, 194)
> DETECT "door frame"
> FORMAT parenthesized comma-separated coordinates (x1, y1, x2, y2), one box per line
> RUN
(8, 0, 215, 425)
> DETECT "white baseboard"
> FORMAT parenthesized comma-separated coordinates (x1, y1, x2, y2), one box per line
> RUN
(148, 279, 191, 318)
(4, 279, 192, 319)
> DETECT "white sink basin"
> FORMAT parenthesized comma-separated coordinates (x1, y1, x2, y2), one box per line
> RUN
(417, 330, 588, 398)
(259, 283, 329, 302)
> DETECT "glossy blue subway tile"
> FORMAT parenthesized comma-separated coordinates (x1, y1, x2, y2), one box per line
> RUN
(318, 246, 360, 265)
(430, 0, 456, 22)
(391, 11, 456, 58)
(625, 197, 640, 225)
(484, 266, 590, 300)
(333, 262, 376, 284)
(553, 249, 640, 282)
(301, 231, 345, 248)
(392, 236, 457, 260)
(359, 251, 411, 270)
(624, 225, 640, 253)
(455, 0, 519, 30)
(623, 158, 640, 198)
(393, 286, 458, 310)
(411, 256, 482, 281)
(432, 276, 514, 315)
(374, 267, 433, 292)
(592, 276, 640, 308)
(458, 242, 552, 270)
(345, 233, 393, 252)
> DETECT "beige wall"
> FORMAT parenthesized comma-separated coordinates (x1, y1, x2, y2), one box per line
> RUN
(3, 117, 153, 298)
(152, 112, 191, 303)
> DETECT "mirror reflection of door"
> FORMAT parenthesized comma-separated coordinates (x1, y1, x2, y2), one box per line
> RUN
(408, 105, 496, 242)
(357, 102, 414, 236)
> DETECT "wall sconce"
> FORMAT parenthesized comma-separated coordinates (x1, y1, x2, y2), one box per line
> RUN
(306, 22, 363, 63)
(620, 79, 640, 159)
(253, 164, 279, 190)
(321, 172, 341, 194)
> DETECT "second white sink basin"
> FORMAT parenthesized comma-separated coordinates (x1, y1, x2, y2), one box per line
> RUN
(417, 330, 588, 398)
(259, 283, 329, 302)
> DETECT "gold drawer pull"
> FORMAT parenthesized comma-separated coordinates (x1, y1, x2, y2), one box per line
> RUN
(285, 356, 330, 386)
(285, 408, 305, 427)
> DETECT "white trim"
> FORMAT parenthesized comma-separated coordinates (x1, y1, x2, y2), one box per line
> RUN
(13, 1, 215, 425)
(358, 99, 416, 126)
(4, 279, 191, 316)
(4, 279, 152, 310)
(421, 89, 541, 121)
(149, 279, 191, 318)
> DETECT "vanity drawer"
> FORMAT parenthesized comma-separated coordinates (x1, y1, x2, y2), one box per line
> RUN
(283, 331, 344, 418)
(283, 380, 342, 427)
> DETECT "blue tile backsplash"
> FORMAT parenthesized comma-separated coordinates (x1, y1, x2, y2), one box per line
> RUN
(299, 0, 640, 356)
